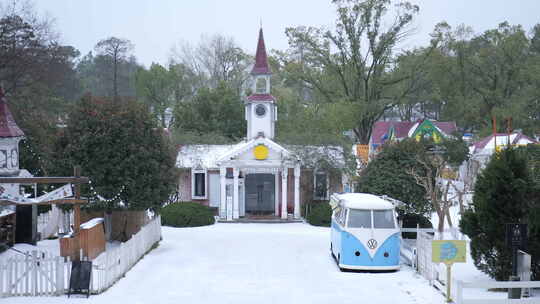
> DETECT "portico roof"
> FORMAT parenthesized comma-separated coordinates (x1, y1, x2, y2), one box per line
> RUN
(217, 137, 294, 165)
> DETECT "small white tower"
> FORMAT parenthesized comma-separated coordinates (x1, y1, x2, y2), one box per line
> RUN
(245, 28, 277, 140)
(0, 87, 25, 199)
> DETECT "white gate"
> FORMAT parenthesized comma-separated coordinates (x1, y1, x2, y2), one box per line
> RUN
(0, 251, 69, 297)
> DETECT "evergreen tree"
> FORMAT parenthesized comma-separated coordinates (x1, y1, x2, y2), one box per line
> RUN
(54, 95, 178, 211)
(357, 140, 432, 218)
(460, 148, 535, 280)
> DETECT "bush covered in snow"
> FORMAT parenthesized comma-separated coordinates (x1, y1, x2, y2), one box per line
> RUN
(306, 202, 332, 227)
(161, 202, 215, 227)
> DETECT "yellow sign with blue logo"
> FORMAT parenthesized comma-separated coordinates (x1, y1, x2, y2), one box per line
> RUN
(431, 240, 466, 264)
(253, 144, 269, 160)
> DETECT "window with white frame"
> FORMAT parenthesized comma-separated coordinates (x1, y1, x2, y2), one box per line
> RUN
(192, 169, 207, 199)
(313, 170, 329, 200)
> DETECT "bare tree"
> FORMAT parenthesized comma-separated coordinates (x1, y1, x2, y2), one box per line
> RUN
(408, 154, 454, 233)
(95, 37, 134, 100)
(170, 34, 250, 93)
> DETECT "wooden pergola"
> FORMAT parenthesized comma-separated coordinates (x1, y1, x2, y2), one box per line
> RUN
(0, 166, 89, 260)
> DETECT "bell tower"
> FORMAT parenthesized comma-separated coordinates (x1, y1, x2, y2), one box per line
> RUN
(246, 28, 277, 140)
(0, 87, 25, 201)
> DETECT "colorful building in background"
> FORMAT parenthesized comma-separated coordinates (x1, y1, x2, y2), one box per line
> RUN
(368, 119, 457, 159)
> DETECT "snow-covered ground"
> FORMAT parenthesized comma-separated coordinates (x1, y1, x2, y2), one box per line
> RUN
(7, 223, 445, 304)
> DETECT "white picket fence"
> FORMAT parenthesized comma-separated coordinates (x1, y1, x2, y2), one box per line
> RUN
(90, 215, 162, 293)
(455, 280, 540, 304)
(0, 215, 161, 297)
(37, 209, 74, 239)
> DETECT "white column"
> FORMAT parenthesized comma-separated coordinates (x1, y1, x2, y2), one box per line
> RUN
(281, 168, 288, 219)
(219, 167, 226, 219)
(294, 166, 300, 219)
(233, 167, 239, 219)
(274, 172, 279, 216)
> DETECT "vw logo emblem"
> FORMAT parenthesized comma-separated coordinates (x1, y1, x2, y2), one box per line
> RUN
(367, 239, 378, 249)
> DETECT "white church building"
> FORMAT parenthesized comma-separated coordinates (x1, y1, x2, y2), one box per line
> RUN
(176, 29, 348, 221)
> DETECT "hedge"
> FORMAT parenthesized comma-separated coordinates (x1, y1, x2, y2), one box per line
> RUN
(306, 202, 332, 227)
(161, 202, 215, 227)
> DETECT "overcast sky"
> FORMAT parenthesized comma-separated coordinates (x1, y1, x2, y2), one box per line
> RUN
(33, 0, 540, 67)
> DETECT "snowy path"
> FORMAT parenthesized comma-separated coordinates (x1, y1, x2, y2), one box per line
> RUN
(10, 223, 444, 304)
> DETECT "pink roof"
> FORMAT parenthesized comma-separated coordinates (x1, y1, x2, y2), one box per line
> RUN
(251, 28, 271, 75)
(0, 88, 24, 138)
(246, 94, 275, 102)
(371, 120, 457, 145)
(472, 133, 538, 152)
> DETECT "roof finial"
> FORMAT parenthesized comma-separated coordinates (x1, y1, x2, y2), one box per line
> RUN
(260, 18, 263, 29)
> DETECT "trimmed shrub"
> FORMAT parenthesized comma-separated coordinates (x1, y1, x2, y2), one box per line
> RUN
(161, 202, 215, 227)
(306, 202, 332, 227)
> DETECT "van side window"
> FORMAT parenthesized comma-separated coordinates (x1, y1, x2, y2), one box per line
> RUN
(340, 209, 347, 226)
(333, 206, 341, 219)
(347, 209, 372, 228)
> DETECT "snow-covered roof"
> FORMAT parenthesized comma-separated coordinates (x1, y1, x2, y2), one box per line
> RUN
(471, 133, 538, 155)
(0, 87, 25, 138)
(176, 140, 349, 170)
(284, 144, 347, 168)
(80, 217, 104, 229)
(176, 144, 240, 169)
(334, 193, 394, 210)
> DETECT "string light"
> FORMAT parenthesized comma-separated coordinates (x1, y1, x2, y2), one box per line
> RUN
(19, 140, 128, 204)
(20, 139, 43, 175)
(87, 180, 126, 203)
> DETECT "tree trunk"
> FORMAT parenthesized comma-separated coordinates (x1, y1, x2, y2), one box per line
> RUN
(113, 57, 118, 101)
(437, 209, 445, 233)
(445, 207, 453, 228)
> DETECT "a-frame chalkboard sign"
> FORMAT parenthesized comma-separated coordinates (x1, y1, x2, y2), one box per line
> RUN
(68, 260, 92, 298)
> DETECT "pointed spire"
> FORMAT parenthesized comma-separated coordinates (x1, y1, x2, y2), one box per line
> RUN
(0, 87, 25, 138)
(251, 28, 271, 75)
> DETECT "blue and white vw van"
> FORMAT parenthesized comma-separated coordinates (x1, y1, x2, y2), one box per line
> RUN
(330, 193, 401, 271)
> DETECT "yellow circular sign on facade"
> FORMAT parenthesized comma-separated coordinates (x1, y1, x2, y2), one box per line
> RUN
(253, 144, 269, 160)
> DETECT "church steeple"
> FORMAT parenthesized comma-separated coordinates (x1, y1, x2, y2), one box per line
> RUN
(251, 28, 271, 75)
(246, 28, 277, 140)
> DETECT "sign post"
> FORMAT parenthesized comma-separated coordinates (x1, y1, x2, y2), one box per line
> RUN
(432, 240, 467, 303)
(505, 223, 527, 299)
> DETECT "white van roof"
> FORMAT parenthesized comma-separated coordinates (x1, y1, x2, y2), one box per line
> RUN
(333, 193, 394, 210)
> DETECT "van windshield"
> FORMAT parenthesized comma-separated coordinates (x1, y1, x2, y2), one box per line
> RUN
(347, 209, 371, 228)
(373, 210, 395, 229)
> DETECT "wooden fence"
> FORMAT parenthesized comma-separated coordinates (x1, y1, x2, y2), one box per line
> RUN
(0, 215, 161, 297)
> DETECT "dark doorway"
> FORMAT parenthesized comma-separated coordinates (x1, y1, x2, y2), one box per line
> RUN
(15, 205, 36, 244)
(245, 174, 274, 214)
